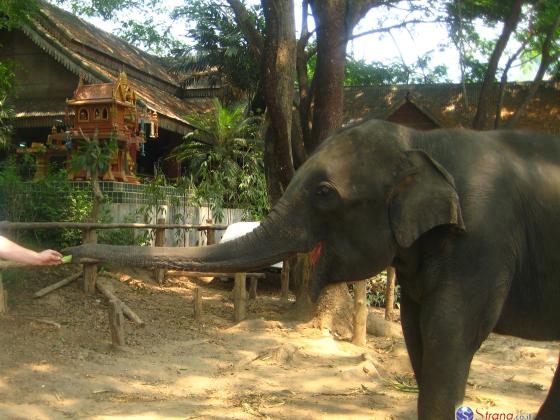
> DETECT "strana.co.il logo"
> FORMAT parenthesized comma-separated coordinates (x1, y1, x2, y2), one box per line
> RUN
(456, 406, 474, 420)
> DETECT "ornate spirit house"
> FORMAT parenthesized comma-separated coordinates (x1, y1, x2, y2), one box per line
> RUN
(31, 72, 158, 183)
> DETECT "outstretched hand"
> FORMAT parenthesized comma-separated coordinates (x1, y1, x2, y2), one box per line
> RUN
(35, 249, 63, 265)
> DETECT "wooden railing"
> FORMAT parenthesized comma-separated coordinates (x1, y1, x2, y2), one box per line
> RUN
(0, 220, 375, 348)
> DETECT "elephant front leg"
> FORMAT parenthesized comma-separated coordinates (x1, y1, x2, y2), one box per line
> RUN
(400, 290, 423, 381)
(416, 286, 492, 420)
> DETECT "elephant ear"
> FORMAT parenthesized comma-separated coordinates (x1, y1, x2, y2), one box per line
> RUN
(389, 150, 465, 248)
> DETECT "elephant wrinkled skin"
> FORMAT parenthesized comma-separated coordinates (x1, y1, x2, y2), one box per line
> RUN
(67, 119, 560, 419)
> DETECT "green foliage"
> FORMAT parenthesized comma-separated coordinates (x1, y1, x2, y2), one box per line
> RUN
(174, 99, 268, 221)
(0, 161, 92, 248)
(0, 95, 14, 150)
(446, 0, 560, 83)
(134, 168, 168, 244)
(344, 55, 450, 86)
(364, 272, 401, 309)
(169, 0, 264, 95)
(0, 0, 39, 30)
(71, 133, 117, 177)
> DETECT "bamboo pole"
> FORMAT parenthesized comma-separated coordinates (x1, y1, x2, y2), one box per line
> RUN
(154, 217, 166, 285)
(385, 267, 396, 321)
(193, 287, 202, 321)
(233, 273, 247, 322)
(83, 228, 97, 294)
(34, 271, 82, 298)
(352, 280, 368, 347)
(96, 278, 144, 326)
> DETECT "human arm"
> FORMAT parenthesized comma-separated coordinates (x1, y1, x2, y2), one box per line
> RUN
(0, 236, 62, 265)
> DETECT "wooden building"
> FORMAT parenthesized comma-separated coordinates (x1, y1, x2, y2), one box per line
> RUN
(0, 0, 215, 179)
(344, 83, 560, 133)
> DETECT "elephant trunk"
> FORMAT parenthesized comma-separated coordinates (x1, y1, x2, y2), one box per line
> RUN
(66, 207, 309, 272)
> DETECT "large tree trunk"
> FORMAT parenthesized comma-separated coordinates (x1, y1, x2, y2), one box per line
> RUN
(472, 0, 524, 130)
(261, 0, 296, 203)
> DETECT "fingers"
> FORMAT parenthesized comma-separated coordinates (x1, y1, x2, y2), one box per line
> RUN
(38, 249, 64, 265)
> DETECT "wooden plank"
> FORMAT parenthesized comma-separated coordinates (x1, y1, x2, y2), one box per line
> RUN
(34, 271, 82, 298)
(352, 280, 368, 347)
(96, 278, 145, 326)
(193, 287, 202, 321)
(233, 273, 247, 322)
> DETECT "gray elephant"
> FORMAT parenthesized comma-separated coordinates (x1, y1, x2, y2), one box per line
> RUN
(68, 119, 560, 419)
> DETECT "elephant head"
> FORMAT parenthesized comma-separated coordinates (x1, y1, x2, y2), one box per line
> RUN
(67, 120, 465, 298)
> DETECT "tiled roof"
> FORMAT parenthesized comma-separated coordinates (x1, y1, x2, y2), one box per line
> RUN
(344, 82, 560, 133)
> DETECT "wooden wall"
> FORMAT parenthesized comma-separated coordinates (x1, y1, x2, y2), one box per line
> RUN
(0, 29, 78, 101)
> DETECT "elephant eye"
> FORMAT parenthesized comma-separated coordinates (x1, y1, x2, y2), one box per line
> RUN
(316, 182, 335, 197)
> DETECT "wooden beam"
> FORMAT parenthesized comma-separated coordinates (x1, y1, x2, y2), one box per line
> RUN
(108, 299, 125, 347)
(233, 273, 247, 322)
(34, 271, 82, 298)
(96, 278, 144, 326)
(352, 280, 368, 347)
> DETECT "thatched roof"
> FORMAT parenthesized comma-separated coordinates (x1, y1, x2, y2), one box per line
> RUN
(12, 0, 215, 134)
(344, 82, 560, 134)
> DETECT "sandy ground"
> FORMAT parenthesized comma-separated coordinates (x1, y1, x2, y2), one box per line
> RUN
(0, 265, 557, 420)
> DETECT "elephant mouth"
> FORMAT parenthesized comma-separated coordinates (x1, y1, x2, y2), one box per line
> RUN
(310, 241, 324, 267)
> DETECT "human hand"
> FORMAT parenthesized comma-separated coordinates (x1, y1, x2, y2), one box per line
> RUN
(35, 249, 63, 265)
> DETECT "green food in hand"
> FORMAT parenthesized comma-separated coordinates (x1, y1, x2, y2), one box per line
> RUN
(61, 255, 73, 264)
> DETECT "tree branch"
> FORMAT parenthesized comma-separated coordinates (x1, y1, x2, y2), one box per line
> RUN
(349, 18, 447, 42)
(226, 0, 264, 59)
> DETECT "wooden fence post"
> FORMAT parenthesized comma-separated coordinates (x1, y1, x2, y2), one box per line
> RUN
(249, 277, 258, 299)
(0, 272, 7, 314)
(108, 299, 125, 347)
(154, 217, 166, 285)
(206, 219, 215, 246)
(233, 272, 247, 322)
(83, 228, 97, 294)
(385, 267, 396, 321)
(280, 259, 290, 302)
(352, 280, 368, 347)
(193, 287, 202, 321)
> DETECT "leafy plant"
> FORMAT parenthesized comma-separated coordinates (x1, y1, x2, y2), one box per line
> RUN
(174, 98, 268, 222)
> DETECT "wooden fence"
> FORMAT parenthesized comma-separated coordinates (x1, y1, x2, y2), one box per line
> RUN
(0, 220, 371, 347)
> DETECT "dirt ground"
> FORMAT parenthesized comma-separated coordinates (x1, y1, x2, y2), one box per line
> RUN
(0, 265, 557, 420)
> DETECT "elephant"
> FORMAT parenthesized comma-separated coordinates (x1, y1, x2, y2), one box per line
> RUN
(67, 119, 560, 419)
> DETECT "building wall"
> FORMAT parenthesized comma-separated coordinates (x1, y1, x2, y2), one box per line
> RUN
(387, 101, 439, 130)
(0, 29, 78, 100)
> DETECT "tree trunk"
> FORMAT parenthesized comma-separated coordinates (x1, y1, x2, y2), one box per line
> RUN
(308, 0, 349, 149)
(472, 0, 524, 130)
(505, 13, 560, 128)
(261, 0, 297, 203)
